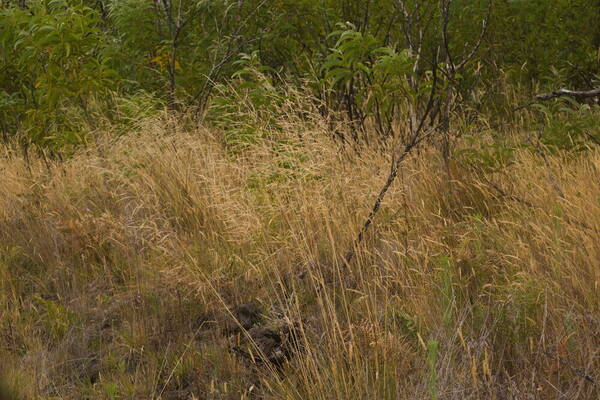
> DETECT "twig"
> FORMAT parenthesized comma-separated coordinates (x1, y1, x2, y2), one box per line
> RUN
(483, 176, 598, 233)
(543, 351, 596, 385)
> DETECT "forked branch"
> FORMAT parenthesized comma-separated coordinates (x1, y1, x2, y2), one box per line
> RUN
(344, 1, 492, 265)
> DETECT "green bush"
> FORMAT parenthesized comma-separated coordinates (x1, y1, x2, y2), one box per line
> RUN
(534, 99, 600, 151)
(0, 0, 119, 149)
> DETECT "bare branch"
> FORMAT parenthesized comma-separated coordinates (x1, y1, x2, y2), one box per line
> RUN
(535, 88, 600, 101)
(441, 0, 455, 73)
(190, 0, 268, 109)
(442, 0, 492, 73)
(454, 0, 492, 71)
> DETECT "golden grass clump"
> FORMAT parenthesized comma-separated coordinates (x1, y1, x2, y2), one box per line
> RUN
(0, 111, 598, 399)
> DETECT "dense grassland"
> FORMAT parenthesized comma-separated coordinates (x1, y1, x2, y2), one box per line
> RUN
(1, 109, 598, 399)
(2, 0, 600, 398)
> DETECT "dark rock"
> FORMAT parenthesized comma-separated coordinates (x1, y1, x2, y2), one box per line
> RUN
(232, 318, 299, 366)
(223, 301, 263, 334)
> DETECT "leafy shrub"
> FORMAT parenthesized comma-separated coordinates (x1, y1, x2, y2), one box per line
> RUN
(534, 99, 600, 151)
(206, 52, 288, 151)
(456, 133, 516, 173)
(320, 22, 415, 138)
(113, 90, 165, 131)
(0, 0, 119, 149)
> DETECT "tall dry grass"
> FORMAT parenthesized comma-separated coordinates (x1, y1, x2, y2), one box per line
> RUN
(0, 110, 598, 399)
